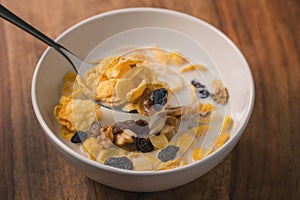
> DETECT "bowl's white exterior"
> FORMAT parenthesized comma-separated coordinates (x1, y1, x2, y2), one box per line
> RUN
(31, 8, 254, 192)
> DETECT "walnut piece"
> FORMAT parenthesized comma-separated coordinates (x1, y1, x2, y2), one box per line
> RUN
(211, 80, 229, 105)
(211, 87, 229, 105)
(115, 129, 136, 146)
(96, 126, 114, 148)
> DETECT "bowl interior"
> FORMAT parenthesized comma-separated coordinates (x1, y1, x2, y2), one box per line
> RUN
(32, 8, 254, 171)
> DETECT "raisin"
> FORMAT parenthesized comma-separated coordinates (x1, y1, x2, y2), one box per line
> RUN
(135, 119, 148, 127)
(111, 125, 123, 135)
(191, 80, 210, 99)
(104, 157, 133, 170)
(191, 80, 205, 88)
(71, 131, 88, 143)
(150, 88, 169, 111)
(135, 137, 154, 153)
(129, 109, 138, 113)
(198, 89, 210, 98)
(158, 145, 179, 162)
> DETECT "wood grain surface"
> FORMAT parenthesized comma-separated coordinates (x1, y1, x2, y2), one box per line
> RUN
(0, 0, 299, 199)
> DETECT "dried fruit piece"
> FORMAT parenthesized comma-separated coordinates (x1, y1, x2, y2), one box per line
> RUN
(135, 85, 170, 116)
(158, 145, 179, 162)
(191, 80, 205, 88)
(191, 80, 210, 98)
(150, 88, 169, 111)
(104, 157, 133, 170)
(71, 131, 88, 143)
(135, 137, 154, 153)
(198, 89, 210, 98)
(157, 157, 186, 170)
(149, 134, 169, 149)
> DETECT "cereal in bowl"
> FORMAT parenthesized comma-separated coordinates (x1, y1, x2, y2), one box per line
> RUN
(53, 47, 233, 171)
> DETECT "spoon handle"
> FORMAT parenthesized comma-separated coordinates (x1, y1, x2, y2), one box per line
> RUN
(0, 4, 80, 73)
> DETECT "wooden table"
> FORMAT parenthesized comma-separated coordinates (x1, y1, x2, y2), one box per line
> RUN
(0, 0, 299, 199)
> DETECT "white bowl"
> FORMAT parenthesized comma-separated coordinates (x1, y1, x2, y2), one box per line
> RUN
(31, 8, 254, 192)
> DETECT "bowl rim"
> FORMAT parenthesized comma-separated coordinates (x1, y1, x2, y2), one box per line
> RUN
(31, 7, 255, 175)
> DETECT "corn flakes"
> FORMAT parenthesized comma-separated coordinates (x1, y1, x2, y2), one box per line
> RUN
(176, 131, 196, 154)
(167, 52, 186, 66)
(157, 157, 186, 170)
(128, 153, 160, 171)
(53, 46, 233, 171)
(221, 116, 233, 132)
(97, 148, 127, 164)
(179, 64, 207, 73)
(149, 134, 169, 149)
(73, 99, 101, 131)
(214, 133, 230, 149)
(83, 137, 102, 160)
(192, 147, 207, 161)
(54, 96, 75, 131)
(95, 79, 119, 102)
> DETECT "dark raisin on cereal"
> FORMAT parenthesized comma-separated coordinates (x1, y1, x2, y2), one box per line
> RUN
(104, 157, 133, 170)
(191, 80, 210, 99)
(71, 131, 88, 143)
(111, 124, 123, 135)
(158, 145, 180, 162)
(129, 109, 138, 113)
(150, 88, 169, 111)
(191, 80, 205, 88)
(135, 137, 154, 153)
(198, 89, 210, 98)
(135, 119, 148, 127)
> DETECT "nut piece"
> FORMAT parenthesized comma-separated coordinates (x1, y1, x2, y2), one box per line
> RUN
(115, 129, 135, 146)
(211, 80, 229, 105)
(100, 126, 114, 142)
(96, 126, 114, 148)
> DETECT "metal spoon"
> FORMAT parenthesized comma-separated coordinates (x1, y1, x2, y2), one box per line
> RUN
(0, 4, 168, 134)
(0, 4, 127, 112)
